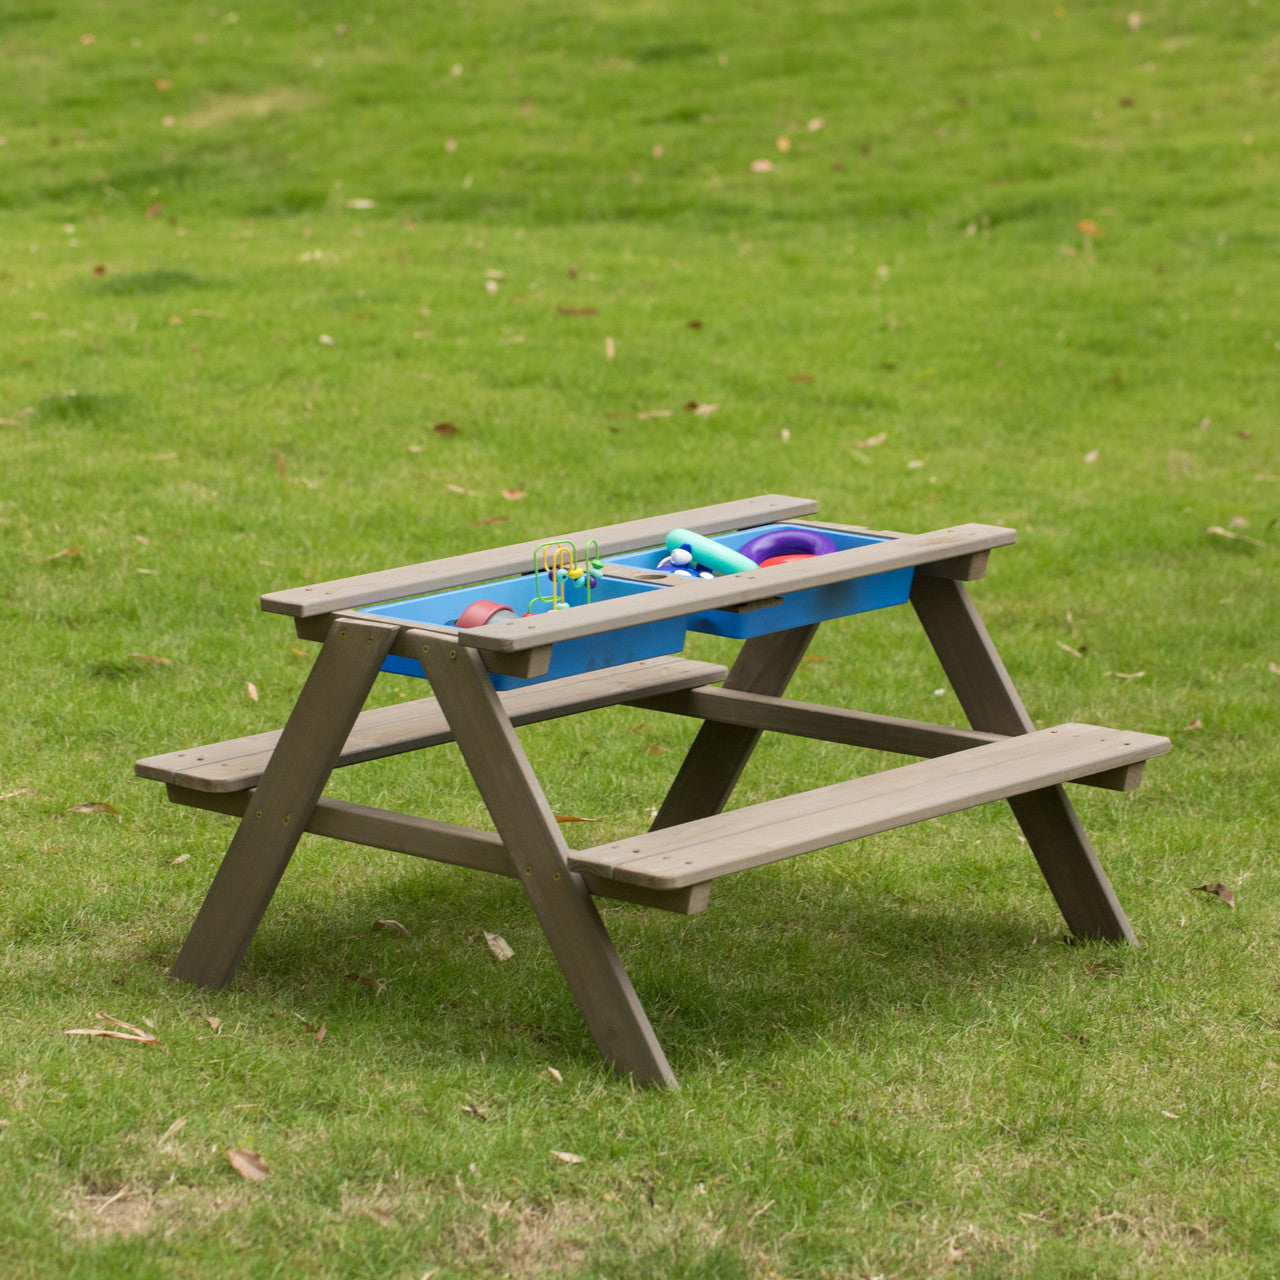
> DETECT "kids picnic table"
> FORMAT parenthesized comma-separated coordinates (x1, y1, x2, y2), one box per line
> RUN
(136, 494, 1170, 1088)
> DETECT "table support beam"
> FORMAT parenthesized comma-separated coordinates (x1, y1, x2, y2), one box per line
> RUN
(649, 623, 820, 830)
(416, 633, 678, 1088)
(909, 575, 1135, 943)
(169, 617, 398, 988)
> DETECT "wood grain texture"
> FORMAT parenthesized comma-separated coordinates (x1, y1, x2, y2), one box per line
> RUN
(572, 724, 1170, 890)
(136, 656, 728, 792)
(910, 575, 1146, 942)
(420, 637, 678, 1087)
(624, 687, 1145, 791)
(450, 524, 1016, 654)
(169, 617, 398, 989)
(261, 494, 818, 617)
(649, 624, 820, 831)
(166, 787, 712, 913)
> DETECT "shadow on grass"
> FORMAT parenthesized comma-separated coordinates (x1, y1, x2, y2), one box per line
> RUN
(34, 389, 131, 424)
(145, 855, 1092, 1080)
(89, 269, 206, 296)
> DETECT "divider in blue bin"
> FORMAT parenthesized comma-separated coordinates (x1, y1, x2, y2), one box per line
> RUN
(355, 571, 687, 689)
(604, 523, 914, 639)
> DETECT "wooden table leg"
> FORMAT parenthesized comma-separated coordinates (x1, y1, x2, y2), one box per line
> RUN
(650, 622, 820, 830)
(910, 574, 1136, 942)
(170, 617, 398, 988)
(417, 635, 678, 1089)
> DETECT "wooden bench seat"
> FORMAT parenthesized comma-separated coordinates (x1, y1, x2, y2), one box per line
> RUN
(570, 723, 1171, 891)
(135, 655, 728, 793)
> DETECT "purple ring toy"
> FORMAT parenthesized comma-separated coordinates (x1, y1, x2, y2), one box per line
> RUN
(740, 528, 838, 565)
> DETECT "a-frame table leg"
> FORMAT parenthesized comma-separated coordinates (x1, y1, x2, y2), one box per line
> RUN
(417, 635, 678, 1089)
(650, 622, 821, 830)
(910, 574, 1136, 942)
(170, 617, 399, 988)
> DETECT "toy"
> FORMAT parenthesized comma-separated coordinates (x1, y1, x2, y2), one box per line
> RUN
(454, 599, 516, 628)
(664, 527, 756, 575)
(530, 540, 604, 613)
(739, 527, 838, 564)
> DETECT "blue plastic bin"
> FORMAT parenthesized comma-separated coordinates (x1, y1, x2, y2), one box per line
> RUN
(355, 571, 686, 689)
(605, 523, 914, 639)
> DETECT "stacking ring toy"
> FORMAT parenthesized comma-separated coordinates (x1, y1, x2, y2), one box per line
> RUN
(455, 599, 517, 628)
(739, 528, 838, 565)
(759, 553, 815, 568)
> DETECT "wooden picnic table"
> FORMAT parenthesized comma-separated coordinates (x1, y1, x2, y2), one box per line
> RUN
(136, 494, 1170, 1088)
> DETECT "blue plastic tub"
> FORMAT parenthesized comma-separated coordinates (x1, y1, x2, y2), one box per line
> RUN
(355, 571, 686, 689)
(605, 523, 914, 639)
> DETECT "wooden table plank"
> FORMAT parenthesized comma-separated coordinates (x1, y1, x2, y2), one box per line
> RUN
(260, 494, 818, 618)
(449, 523, 1017, 653)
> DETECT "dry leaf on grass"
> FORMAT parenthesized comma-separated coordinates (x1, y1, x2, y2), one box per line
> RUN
(636, 409, 672, 420)
(788, 373, 814, 383)
(432, 422, 459, 435)
(1078, 220, 1103, 237)
(373, 919, 410, 935)
(855, 432, 887, 448)
(484, 932, 514, 962)
(1056, 641, 1085, 658)
(1269, 662, 1280, 676)
(551, 1149, 584, 1164)
(205, 1016, 221, 1032)
(546, 1066, 563, 1083)
(68, 802, 121, 819)
(1083, 449, 1100, 464)
(605, 336, 616, 360)
(1182, 718, 1203, 731)
(169, 853, 189, 865)
(500, 489, 526, 500)
(315, 1022, 326, 1045)
(1206, 524, 1269, 548)
(130, 652, 173, 666)
(227, 1148, 269, 1181)
(345, 973, 388, 993)
(1193, 882, 1235, 907)
(245, 681, 259, 702)
(1104, 670, 1145, 679)
(462, 1103, 487, 1121)
(48, 546, 84, 560)
(474, 515, 509, 526)
(158, 1117, 187, 1144)
(554, 814, 599, 824)
(64, 1014, 158, 1044)
(556, 306, 598, 316)
(749, 159, 775, 173)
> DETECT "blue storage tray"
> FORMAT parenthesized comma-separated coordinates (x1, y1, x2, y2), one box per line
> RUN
(355, 571, 686, 689)
(606, 523, 914, 639)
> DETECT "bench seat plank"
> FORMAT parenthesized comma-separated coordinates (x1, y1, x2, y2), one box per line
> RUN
(571, 723, 1171, 890)
(135, 656, 728, 793)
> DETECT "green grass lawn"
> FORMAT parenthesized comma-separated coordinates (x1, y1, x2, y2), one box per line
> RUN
(2, 1, 1279, 1275)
